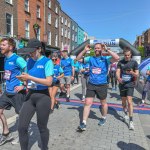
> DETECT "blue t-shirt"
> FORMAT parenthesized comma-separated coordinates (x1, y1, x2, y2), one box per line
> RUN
(27, 56, 54, 90)
(80, 62, 90, 75)
(84, 56, 112, 85)
(74, 61, 80, 72)
(4, 53, 27, 94)
(60, 57, 74, 76)
(147, 66, 150, 81)
(27, 58, 36, 71)
(53, 64, 63, 83)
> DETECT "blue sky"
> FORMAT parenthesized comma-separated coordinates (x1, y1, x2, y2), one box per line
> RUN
(58, 0, 150, 44)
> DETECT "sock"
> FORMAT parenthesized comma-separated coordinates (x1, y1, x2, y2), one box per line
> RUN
(83, 120, 86, 125)
(67, 94, 70, 97)
(129, 117, 133, 122)
(102, 116, 106, 119)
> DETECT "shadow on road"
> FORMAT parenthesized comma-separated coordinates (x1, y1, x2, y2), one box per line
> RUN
(74, 93, 82, 100)
(9, 119, 42, 150)
(117, 141, 146, 150)
(109, 92, 120, 100)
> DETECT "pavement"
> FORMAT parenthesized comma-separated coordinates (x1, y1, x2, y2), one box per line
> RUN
(0, 82, 150, 150)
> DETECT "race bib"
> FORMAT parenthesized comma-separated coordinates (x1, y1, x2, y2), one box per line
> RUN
(3, 70, 11, 80)
(92, 67, 101, 74)
(122, 74, 132, 82)
(111, 67, 116, 71)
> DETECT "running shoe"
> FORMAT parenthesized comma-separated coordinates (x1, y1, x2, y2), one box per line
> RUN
(123, 115, 129, 122)
(11, 136, 19, 145)
(129, 121, 134, 130)
(81, 96, 85, 102)
(98, 118, 106, 126)
(0, 132, 13, 146)
(66, 96, 70, 102)
(55, 101, 60, 109)
(78, 122, 86, 131)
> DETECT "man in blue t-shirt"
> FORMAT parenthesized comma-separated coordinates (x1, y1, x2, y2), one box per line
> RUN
(60, 49, 74, 102)
(76, 43, 119, 131)
(140, 66, 150, 105)
(0, 38, 27, 145)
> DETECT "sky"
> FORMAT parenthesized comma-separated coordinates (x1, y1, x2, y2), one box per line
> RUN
(58, 0, 150, 44)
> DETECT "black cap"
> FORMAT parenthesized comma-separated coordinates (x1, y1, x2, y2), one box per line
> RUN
(18, 38, 42, 54)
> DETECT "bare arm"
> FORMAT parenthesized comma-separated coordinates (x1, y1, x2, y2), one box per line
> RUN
(76, 45, 91, 61)
(116, 68, 123, 84)
(107, 49, 120, 63)
(146, 70, 150, 75)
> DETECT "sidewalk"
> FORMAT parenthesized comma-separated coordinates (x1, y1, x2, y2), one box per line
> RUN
(0, 83, 150, 150)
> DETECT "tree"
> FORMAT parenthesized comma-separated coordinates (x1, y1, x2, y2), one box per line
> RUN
(137, 46, 144, 57)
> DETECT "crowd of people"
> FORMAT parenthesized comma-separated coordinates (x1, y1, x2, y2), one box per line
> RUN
(0, 37, 149, 150)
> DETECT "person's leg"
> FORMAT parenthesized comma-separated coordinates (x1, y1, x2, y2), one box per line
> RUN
(76, 72, 79, 84)
(81, 74, 86, 99)
(36, 94, 50, 150)
(18, 99, 35, 150)
(100, 99, 108, 117)
(51, 86, 59, 109)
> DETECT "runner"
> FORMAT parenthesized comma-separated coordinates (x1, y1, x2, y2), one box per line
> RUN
(79, 58, 90, 101)
(139, 65, 150, 105)
(49, 53, 64, 112)
(16, 38, 53, 150)
(116, 47, 139, 130)
(59, 48, 74, 102)
(77, 43, 119, 131)
(0, 38, 27, 145)
(109, 62, 118, 90)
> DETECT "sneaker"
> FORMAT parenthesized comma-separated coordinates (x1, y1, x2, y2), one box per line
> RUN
(81, 96, 85, 102)
(129, 121, 134, 130)
(98, 118, 106, 126)
(11, 136, 19, 145)
(78, 122, 86, 131)
(138, 100, 145, 106)
(0, 133, 13, 146)
(55, 101, 60, 109)
(50, 109, 54, 114)
(59, 92, 67, 98)
(123, 115, 129, 122)
(66, 96, 70, 102)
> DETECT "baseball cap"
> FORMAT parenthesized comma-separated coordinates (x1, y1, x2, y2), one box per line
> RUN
(18, 38, 42, 54)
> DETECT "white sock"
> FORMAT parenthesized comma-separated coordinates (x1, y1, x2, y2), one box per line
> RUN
(83, 120, 86, 125)
(67, 94, 70, 97)
(102, 116, 106, 119)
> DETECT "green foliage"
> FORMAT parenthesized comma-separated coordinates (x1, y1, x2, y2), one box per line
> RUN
(137, 46, 144, 57)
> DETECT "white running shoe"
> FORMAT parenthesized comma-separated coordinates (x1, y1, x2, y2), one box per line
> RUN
(11, 136, 19, 145)
(129, 121, 134, 130)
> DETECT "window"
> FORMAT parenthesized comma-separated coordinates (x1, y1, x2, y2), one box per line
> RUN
(5, 0, 12, 4)
(72, 25, 74, 30)
(37, 5, 40, 18)
(55, 6, 58, 14)
(25, 0, 29, 12)
(72, 34, 74, 41)
(65, 29, 67, 37)
(48, 13, 51, 24)
(25, 21, 30, 39)
(48, 0, 51, 8)
(75, 27, 77, 32)
(65, 19, 67, 26)
(6, 13, 13, 36)
(37, 28, 40, 40)
(48, 31, 51, 45)
(72, 46, 74, 51)
(68, 31, 70, 39)
(55, 35, 58, 47)
(61, 17, 63, 23)
(55, 18, 58, 28)
(68, 22, 70, 28)
(61, 28, 63, 36)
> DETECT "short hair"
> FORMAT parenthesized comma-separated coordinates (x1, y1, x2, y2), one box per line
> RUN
(123, 47, 132, 54)
(0, 37, 16, 50)
(94, 43, 103, 47)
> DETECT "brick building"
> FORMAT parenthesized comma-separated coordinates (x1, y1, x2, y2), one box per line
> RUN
(59, 10, 71, 52)
(143, 29, 150, 57)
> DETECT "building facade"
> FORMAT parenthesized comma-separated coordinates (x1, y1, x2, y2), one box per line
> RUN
(70, 19, 78, 51)
(59, 10, 71, 52)
(143, 29, 150, 57)
(77, 26, 84, 45)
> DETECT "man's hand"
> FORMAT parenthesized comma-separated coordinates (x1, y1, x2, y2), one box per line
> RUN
(16, 72, 30, 81)
(84, 44, 91, 52)
(71, 76, 74, 81)
(14, 85, 24, 93)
